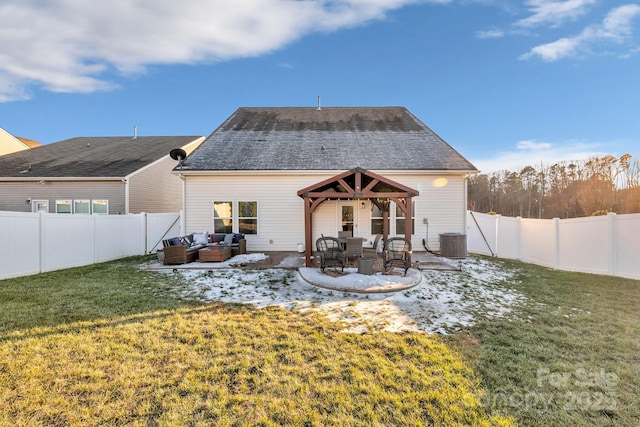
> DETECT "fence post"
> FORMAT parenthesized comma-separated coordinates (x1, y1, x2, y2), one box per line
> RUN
(38, 211, 44, 275)
(143, 212, 148, 254)
(516, 216, 522, 260)
(93, 213, 98, 264)
(495, 214, 500, 257)
(608, 213, 617, 277)
(554, 217, 560, 270)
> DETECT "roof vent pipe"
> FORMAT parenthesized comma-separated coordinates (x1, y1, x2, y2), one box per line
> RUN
(316, 96, 321, 111)
(133, 125, 137, 139)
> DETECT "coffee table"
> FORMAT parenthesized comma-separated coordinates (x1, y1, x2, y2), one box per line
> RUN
(199, 246, 231, 262)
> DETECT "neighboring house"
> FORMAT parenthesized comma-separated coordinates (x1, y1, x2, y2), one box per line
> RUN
(0, 135, 204, 214)
(0, 127, 41, 156)
(175, 107, 477, 264)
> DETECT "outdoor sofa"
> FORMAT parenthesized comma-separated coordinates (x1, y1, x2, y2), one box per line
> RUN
(162, 232, 246, 265)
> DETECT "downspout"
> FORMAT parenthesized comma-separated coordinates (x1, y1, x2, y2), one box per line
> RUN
(123, 176, 129, 214)
(179, 172, 186, 235)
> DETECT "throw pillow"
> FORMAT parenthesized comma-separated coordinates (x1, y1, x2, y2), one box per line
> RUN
(193, 232, 208, 245)
(223, 233, 234, 245)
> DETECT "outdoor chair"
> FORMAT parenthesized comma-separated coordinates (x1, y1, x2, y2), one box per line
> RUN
(383, 237, 412, 275)
(162, 244, 198, 265)
(338, 230, 352, 239)
(345, 237, 364, 264)
(316, 237, 346, 272)
(363, 234, 382, 258)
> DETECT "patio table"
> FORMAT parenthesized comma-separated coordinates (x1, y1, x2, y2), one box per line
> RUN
(199, 246, 231, 262)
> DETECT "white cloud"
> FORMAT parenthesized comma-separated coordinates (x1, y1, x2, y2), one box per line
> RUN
(476, 28, 505, 39)
(520, 4, 640, 61)
(516, 0, 596, 28)
(516, 139, 552, 150)
(0, 0, 426, 102)
(471, 139, 606, 173)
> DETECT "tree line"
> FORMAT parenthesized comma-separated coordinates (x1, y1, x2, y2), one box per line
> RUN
(468, 154, 640, 218)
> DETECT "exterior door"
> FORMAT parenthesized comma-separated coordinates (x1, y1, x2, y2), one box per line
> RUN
(31, 200, 49, 213)
(338, 202, 357, 235)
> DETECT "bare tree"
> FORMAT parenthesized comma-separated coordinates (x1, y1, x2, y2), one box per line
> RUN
(467, 154, 640, 218)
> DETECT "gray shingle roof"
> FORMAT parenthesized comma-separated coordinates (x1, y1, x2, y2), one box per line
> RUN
(0, 136, 201, 178)
(181, 107, 477, 172)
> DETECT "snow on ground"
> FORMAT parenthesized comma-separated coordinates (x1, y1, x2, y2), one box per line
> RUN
(156, 255, 527, 335)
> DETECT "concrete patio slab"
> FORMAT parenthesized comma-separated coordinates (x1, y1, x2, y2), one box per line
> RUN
(298, 266, 423, 294)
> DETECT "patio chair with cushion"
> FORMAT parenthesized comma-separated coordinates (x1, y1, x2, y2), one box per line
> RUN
(316, 236, 346, 272)
(383, 237, 412, 275)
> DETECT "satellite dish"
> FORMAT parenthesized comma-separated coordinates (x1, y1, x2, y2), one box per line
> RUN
(169, 148, 187, 161)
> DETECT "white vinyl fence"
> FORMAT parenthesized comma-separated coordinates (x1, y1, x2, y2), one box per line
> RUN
(467, 211, 640, 280)
(0, 210, 181, 280)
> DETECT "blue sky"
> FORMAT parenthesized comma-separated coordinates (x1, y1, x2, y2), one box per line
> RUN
(0, 0, 638, 173)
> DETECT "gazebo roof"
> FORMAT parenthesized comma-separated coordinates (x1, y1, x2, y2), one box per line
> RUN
(297, 167, 419, 200)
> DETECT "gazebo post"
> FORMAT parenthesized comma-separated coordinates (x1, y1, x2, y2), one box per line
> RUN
(304, 198, 313, 267)
(404, 196, 413, 241)
(382, 208, 389, 247)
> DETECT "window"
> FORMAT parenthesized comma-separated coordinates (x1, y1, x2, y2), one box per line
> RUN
(31, 200, 48, 213)
(55, 199, 72, 214)
(92, 200, 109, 214)
(371, 204, 388, 235)
(395, 201, 415, 235)
(213, 201, 233, 233)
(341, 205, 354, 233)
(238, 201, 258, 235)
(74, 199, 90, 214)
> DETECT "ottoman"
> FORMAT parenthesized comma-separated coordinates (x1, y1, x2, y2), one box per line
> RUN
(199, 246, 231, 262)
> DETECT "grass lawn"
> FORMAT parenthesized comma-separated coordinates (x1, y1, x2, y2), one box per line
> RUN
(0, 256, 638, 426)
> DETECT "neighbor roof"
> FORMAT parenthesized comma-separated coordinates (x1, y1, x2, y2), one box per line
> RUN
(181, 107, 477, 172)
(0, 136, 201, 178)
(16, 137, 42, 148)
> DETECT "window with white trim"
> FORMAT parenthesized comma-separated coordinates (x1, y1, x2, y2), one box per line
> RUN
(74, 199, 90, 214)
(213, 201, 233, 233)
(55, 199, 72, 214)
(238, 201, 258, 235)
(92, 200, 109, 214)
(370, 204, 388, 235)
(395, 201, 415, 235)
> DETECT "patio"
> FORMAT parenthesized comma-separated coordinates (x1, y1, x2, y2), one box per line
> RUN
(145, 251, 460, 294)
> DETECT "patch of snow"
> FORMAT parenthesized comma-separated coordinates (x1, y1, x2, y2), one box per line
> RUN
(276, 255, 306, 268)
(156, 256, 528, 335)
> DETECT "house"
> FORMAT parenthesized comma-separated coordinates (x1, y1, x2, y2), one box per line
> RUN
(0, 127, 41, 156)
(175, 106, 477, 265)
(0, 135, 204, 214)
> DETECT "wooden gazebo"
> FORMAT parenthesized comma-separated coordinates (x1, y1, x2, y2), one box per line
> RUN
(297, 168, 419, 267)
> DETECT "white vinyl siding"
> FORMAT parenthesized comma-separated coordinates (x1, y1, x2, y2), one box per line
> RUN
(184, 172, 469, 252)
